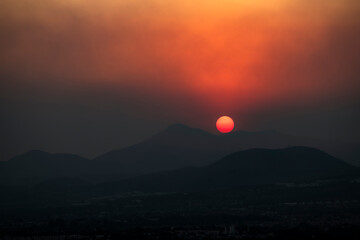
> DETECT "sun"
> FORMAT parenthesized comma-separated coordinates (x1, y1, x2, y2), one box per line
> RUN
(216, 116, 234, 133)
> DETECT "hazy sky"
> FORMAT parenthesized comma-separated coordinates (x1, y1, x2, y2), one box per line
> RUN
(1, 0, 359, 160)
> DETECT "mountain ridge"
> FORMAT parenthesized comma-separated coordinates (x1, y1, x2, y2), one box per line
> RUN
(1, 124, 359, 186)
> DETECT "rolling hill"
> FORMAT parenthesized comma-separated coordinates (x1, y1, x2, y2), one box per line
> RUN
(99, 147, 359, 193)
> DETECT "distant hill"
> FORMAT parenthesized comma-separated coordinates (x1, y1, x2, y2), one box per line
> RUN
(1, 124, 359, 185)
(0, 150, 92, 185)
(99, 147, 359, 193)
(94, 124, 360, 178)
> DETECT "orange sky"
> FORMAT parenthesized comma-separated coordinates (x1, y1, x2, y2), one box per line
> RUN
(1, 0, 359, 127)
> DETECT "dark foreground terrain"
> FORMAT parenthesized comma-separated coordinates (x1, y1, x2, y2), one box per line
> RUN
(1, 180, 360, 239)
(1, 147, 359, 239)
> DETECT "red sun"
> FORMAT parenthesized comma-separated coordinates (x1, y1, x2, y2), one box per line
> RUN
(216, 116, 234, 133)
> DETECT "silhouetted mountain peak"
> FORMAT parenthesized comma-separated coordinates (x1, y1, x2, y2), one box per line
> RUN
(165, 123, 205, 133)
(166, 123, 191, 130)
(155, 123, 215, 138)
(24, 149, 49, 155)
(9, 150, 51, 162)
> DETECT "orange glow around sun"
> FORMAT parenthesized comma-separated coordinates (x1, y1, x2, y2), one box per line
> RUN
(216, 116, 234, 133)
(0, 0, 359, 128)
